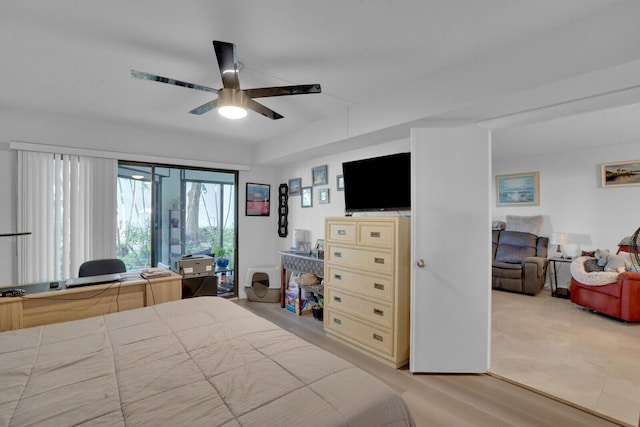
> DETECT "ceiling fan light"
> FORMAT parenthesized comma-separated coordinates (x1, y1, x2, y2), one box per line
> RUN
(217, 88, 248, 119)
(218, 105, 247, 119)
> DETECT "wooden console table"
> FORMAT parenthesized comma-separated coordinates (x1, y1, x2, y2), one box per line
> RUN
(0, 271, 182, 332)
(278, 251, 324, 308)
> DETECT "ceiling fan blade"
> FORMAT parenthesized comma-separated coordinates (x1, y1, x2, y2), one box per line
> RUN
(189, 99, 218, 115)
(131, 70, 218, 93)
(213, 41, 240, 90)
(245, 84, 322, 99)
(247, 98, 284, 120)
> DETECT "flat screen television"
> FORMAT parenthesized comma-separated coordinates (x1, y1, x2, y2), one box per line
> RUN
(342, 152, 411, 213)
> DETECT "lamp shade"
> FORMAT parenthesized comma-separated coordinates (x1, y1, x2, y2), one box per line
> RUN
(217, 88, 248, 119)
(550, 232, 568, 245)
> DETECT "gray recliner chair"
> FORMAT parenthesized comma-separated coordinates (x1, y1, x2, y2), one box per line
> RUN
(492, 230, 549, 295)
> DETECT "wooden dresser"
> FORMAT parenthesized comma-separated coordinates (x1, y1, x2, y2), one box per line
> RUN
(324, 216, 410, 368)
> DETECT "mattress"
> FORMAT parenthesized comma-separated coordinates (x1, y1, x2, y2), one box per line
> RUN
(0, 297, 414, 426)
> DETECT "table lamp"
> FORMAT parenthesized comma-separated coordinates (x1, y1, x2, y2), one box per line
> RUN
(550, 232, 568, 258)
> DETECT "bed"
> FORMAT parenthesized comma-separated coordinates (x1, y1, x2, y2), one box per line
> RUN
(0, 297, 414, 426)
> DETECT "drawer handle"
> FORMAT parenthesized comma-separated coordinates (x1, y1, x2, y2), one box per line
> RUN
(374, 257, 385, 264)
(333, 318, 342, 325)
(334, 274, 342, 280)
(333, 296, 342, 303)
(373, 333, 384, 342)
(370, 231, 381, 238)
(373, 308, 384, 316)
(373, 283, 385, 290)
(338, 229, 346, 235)
(335, 252, 342, 258)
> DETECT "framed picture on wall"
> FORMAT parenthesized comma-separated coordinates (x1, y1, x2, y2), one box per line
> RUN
(246, 183, 270, 216)
(301, 186, 313, 207)
(336, 174, 344, 191)
(496, 172, 539, 206)
(288, 177, 302, 195)
(318, 188, 330, 204)
(601, 159, 640, 187)
(312, 165, 328, 186)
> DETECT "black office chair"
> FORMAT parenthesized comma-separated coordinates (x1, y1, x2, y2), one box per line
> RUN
(78, 258, 126, 277)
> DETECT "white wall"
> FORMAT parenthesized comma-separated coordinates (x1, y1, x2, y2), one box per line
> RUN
(493, 141, 640, 287)
(274, 138, 411, 252)
(236, 166, 279, 299)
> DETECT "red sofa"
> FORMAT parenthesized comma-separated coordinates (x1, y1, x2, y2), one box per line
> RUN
(570, 246, 640, 321)
(571, 272, 640, 321)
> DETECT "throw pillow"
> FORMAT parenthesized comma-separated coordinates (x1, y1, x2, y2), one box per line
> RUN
(583, 258, 604, 273)
(581, 250, 596, 257)
(505, 215, 543, 235)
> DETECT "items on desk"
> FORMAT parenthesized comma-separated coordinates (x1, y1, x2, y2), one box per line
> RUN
(1, 288, 26, 297)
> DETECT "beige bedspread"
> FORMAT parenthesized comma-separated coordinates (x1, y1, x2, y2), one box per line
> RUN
(0, 297, 413, 426)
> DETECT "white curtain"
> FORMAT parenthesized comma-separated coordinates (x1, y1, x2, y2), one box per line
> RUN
(17, 151, 117, 283)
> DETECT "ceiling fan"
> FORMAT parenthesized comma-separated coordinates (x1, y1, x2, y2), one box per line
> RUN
(131, 40, 321, 120)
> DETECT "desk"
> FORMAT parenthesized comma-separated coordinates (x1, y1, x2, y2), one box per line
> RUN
(278, 251, 324, 308)
(0, 271, 182, 332)
(549, 257, 572, 298)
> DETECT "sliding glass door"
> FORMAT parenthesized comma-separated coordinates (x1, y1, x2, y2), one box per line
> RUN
(117, 162, 238, 297)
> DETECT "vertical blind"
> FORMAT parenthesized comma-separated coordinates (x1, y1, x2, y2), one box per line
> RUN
(17, 151, 117, 283)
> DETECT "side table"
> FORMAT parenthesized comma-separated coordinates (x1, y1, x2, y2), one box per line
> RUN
(278, 251, 324, 309)
(549, 257, 572, 298)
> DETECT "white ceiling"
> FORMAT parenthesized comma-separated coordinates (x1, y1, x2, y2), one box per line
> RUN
(2, 1, 640, 163)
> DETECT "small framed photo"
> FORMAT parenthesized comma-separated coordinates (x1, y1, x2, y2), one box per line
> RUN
(496, 172, 539, 207)
(296, 241, 311, 255)
(318, 188, 330, 204)
(301, 186, 313, 207)
(312, 165, 328, 186)
(601, 159, 640, 187)
(246, 183, 270, 216)
(288, 178, 302, 196)
(336, 174, 344, 191)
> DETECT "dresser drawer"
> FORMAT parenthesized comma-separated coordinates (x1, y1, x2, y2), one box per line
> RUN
(357, 222, 394, 248)
(326, 266, 392, 301)
(327, 288, 392, 328)
(327, 222, 357, 243)
(326, 310, 392, 356)
(326, 244, 393, 274)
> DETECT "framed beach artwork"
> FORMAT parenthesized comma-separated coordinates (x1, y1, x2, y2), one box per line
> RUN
(496, 172, 539, 206)
(601, 159, 640, 188)
(246, 183, 270, 216)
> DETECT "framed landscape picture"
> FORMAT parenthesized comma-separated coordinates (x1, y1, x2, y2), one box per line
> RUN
(246, 183, 270, 216)
(496, 172, 539, 206)
(601, 159, 640, 187)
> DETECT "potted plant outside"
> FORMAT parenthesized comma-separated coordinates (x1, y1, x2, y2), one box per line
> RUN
(214, 246, 229, 269)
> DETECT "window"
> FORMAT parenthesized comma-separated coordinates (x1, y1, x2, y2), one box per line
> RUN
(117, 162, 238, 296)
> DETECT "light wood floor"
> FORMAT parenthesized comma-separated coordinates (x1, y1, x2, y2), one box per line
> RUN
(236, 299, 629, 427)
